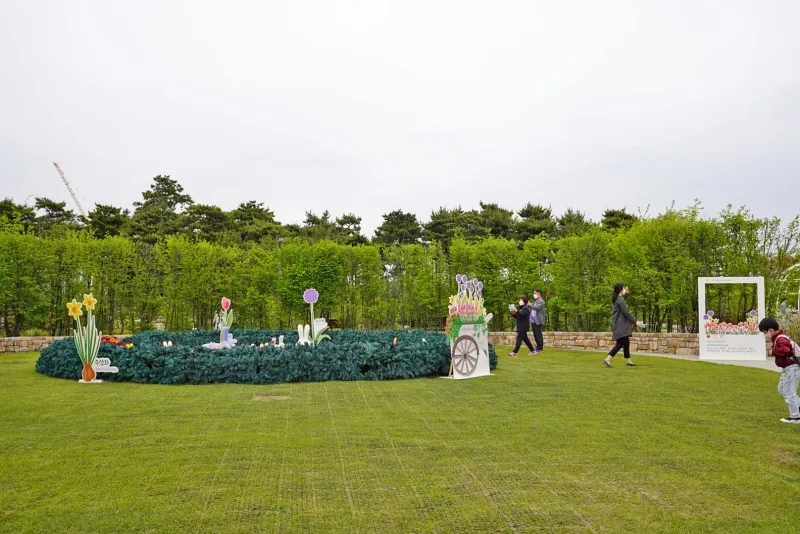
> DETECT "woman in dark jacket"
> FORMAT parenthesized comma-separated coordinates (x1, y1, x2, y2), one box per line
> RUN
(509, 295, 535, 357)
(603, 283, 641, 368)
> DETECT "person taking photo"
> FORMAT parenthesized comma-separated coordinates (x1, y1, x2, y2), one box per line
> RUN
(509, 295, 535, 357)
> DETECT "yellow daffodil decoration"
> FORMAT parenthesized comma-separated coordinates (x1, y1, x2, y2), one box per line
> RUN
(66, 292, 102, 382)
(82, 293, 97, 310)
(66, 299, 83, 320)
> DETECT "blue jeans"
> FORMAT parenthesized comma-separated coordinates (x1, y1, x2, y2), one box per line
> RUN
(778, 365, 800, 418)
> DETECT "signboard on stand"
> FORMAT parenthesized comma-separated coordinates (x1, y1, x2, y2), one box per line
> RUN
(698, 277, 766, 361)
(92, 357, 118, 374)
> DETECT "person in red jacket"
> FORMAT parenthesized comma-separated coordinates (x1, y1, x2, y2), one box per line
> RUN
(759, 318, 800, 424)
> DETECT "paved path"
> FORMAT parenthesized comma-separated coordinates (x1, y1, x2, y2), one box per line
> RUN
(632, 351, 780, 372)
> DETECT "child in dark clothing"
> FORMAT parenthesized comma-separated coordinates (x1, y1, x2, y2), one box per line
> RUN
(759, 317, 800, 424)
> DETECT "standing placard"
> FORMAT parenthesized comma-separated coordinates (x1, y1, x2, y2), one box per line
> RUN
(446, 275, 492, 379)
(698, 277, 766, 360)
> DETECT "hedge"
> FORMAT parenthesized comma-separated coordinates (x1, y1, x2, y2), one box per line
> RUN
(35, 329, 498, 385)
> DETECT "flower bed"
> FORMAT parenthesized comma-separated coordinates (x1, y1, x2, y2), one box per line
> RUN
(703, 310, 760, 337)
(35, 329, 497, 385)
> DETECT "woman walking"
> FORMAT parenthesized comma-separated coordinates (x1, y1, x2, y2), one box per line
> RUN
(603, 283, 641, 368)
(509, 295, 535, 357)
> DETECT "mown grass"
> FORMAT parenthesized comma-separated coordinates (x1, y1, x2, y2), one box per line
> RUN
(2, 349, 800, 533)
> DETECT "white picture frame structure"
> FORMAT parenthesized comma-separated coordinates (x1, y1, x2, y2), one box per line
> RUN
(698, 276, 766, 360)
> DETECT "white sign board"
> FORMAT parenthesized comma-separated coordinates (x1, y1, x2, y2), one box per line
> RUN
(92, 357, 119, 373)
(698, 277, 766, 361)
(313, 318, 328, 334)
(450, 323, 491, 379)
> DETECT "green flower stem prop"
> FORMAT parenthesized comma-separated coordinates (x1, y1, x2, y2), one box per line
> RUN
(67, 295, 102, 382)
(303, 289, 330, 347)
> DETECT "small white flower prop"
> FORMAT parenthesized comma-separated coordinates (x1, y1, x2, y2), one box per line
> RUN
(297, 324, 312, 346)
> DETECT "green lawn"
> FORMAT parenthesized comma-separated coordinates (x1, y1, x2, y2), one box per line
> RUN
(2, 350, 800, 533)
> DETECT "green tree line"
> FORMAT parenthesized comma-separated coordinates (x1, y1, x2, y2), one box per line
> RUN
(1, 189, 797, 337)
(1, 176, 639, 246)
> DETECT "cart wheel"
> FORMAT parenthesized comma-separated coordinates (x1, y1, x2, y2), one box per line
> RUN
(452, 335, 480, 376)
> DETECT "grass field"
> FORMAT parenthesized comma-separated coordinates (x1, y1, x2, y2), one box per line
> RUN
(2, 349, 800, 533)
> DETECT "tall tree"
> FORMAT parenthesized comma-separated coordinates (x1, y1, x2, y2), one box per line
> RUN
(423, 207, 487, 249)
(601, 208, 638, 232)
(0, 199, 36, 234)
(557, 208, 594, 237)
(479, 202, 516, 239)
(87, 204, 130, 238)
(335, 214, 368, 246)
(516, 203, 557, 241)
(302, 210, 337, 241)
(33, 197, 79, 234)
(551, 230, 613, 331)
(373, 210, 422, 245)
(0, 233, 53, 336)
(129, 175, 193, 243)
(182, 204, 229, 242)
(230, 201, 282, 243)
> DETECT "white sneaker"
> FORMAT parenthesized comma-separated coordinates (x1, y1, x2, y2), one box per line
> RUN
(780, 417, 800, 424)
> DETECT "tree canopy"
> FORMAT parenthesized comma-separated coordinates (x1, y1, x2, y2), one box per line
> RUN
(2, 175, 797, 338)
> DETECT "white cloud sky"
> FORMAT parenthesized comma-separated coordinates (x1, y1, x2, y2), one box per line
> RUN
(1, 0, 798, 234)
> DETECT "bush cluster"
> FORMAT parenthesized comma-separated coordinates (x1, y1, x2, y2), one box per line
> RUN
(35, 329, 498, 385)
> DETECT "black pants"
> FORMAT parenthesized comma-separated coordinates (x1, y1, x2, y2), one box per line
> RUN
(532, 324, 543, 351)
(513, 330, 534, 353)
(609, 336, 631, 359)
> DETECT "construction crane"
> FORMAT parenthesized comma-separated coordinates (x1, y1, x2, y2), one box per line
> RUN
(52, 162, 87, 218)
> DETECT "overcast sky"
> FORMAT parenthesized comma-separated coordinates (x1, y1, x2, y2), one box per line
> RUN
(1, 0, 798, 235)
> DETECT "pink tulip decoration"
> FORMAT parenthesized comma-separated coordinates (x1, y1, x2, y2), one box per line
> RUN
(219, 297, 233, 329)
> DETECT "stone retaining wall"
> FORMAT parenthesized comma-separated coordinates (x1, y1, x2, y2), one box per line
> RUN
(0, 336, 70, 353)
(0, 335, 129, 354)
(0, 332, 773, 357)
(488, 331, 773, 356)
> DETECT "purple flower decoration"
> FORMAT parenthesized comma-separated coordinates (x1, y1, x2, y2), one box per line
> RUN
(303, 288, 319, 304)
(749, 310, 757, 317)
(703, 314, 709, 321)
(472, 278, 479, 287)
(477, 282, 483, 291)
(707, 310, 715, 317)
(466, 280, 474, 291)
(456, 274, 464, 284)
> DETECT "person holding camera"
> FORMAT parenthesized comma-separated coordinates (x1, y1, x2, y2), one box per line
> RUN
(508, 295, 535, 357)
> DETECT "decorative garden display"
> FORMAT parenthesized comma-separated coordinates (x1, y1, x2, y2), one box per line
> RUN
(202, 297, 238, 350)
(66, 294, 118, 382)
(218, 297, 234, 345)
(445, 275, 493, 379)
(38, 286, 498, 386)
(36, 328, 497, 385)
(298, 289, 330, 347)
